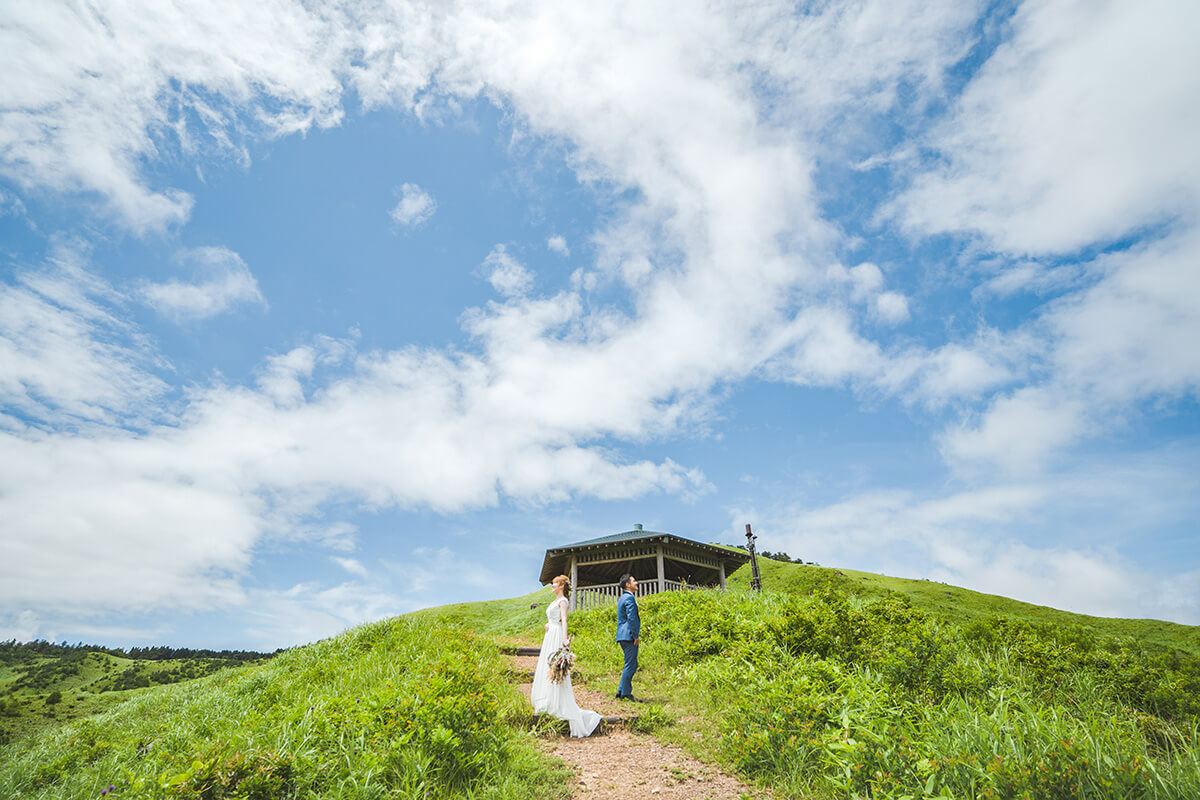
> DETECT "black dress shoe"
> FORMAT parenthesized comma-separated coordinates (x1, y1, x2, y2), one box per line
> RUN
(623, 695, 645, 703)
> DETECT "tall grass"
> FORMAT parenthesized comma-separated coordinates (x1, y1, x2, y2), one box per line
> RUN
(567, 587, 1200, 799)
(0, 619, 569, 800)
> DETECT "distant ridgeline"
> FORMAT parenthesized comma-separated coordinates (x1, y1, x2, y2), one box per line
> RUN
(0, 639, 278, 663)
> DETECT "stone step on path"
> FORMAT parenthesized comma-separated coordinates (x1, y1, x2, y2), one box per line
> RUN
(499, 645, 543, 657)
(504, 648, 767, 800)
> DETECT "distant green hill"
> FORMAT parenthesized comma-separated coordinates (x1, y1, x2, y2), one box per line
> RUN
(2, 562, 1198, 799)
(0, 641, 271, 747)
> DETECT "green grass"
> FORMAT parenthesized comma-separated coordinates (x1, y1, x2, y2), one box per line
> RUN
(4, 559, 1198, 800)
(559, 572, 1200, 799)
(0, 620, 569, 800)
(736, 558, 1200, 657)
(0, 650, 259, 747)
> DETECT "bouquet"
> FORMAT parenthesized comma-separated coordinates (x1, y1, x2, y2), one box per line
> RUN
(547, 643, 575, 684)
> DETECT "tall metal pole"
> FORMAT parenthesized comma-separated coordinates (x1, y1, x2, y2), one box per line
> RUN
(745, 523, 762, 592)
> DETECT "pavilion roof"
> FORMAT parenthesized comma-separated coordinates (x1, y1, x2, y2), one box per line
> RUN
(539, 526, 749, 584)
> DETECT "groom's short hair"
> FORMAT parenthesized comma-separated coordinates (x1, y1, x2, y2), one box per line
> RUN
(619, 573, 635, 590)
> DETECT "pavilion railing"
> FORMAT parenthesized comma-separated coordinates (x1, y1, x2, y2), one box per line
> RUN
(572, 579, 685, 611)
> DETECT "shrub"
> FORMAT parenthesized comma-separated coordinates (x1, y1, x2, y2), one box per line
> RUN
(608, 587, 1200, 800)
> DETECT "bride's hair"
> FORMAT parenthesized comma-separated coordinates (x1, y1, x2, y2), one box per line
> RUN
(552, 574, 571, 599)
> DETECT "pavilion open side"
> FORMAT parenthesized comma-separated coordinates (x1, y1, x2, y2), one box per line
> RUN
(539, 524, 750, 610)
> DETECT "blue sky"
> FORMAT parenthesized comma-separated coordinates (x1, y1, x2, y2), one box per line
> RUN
(2, 0, 1198, 649)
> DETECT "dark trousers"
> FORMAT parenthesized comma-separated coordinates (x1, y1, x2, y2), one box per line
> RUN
(618, 640, 638, 697)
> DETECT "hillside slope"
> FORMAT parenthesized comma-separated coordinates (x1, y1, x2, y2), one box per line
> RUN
(732, 558, 1200, 656)
(0, 643, 269, 747)
(0, 620, 568, 800)
(560, 563, 1200, 799)
(3, 563, 1198, 799)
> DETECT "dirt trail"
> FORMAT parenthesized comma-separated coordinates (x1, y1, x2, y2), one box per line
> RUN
(509, 653, 763, 800)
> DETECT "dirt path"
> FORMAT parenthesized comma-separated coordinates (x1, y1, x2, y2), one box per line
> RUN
(509, 653, 763, 800)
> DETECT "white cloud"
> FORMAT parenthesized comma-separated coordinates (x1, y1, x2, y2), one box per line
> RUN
(389, 546, 502, 595)
(3, 0, 1197, 631)
(0, 189, 27, 219)
(0, 428, 257, 617)
(875, 0, 1200, 470)
(945, 227, 1200, 470)
(0, 254, 708, 620)
(331, 557, 369, 578)
(242, 581, 404, 648)
(0, 610, 41, 643)
(943, 386, 1090, 471)
(547, 234, 570, 255)
(872, 291, 910, 325)
(389, 182, 437, 228)
(0, 240, 166, 426)
(482, 244, 534, 297)
(848, 262, 884, 299)
(892, 0, 1200, 254)
(736, 452, 1200, 624)
(0, 0, 343, 234)
(137, 247, 266, 321)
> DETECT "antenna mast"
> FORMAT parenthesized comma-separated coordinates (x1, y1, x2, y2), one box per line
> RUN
(745, 523, 762, 592)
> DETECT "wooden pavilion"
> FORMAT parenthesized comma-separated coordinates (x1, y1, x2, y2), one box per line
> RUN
(539, 524, 751, 610)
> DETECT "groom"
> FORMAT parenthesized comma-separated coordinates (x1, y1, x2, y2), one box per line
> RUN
(615, 574, 641, 701)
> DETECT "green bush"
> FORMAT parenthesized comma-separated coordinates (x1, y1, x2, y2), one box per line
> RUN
(577, 587, 1200, 799)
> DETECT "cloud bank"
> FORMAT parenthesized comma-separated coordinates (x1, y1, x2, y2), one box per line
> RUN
(2, 0, 1198, 639)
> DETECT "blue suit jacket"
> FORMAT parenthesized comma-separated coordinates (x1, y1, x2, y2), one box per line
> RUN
(615, 591, 640, 641)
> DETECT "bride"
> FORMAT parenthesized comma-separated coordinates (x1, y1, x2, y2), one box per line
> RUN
(530, 574, 601, 737)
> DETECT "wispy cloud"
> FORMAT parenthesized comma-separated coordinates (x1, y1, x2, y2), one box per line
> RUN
(331, 557, 369, 579)
(0, 1, 343, 234)
(137, 247, 266, 322)
(482, 244, 534, 297)
(891, 1, 1200, 254)
(0, 240, 166, 425)
(389, 183, 437, 228)
(547, 235, 570, 256)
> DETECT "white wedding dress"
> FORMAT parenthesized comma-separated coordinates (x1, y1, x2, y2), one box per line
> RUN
(530, 597, 601, 737)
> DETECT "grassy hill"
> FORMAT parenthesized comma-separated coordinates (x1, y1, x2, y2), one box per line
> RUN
(0, 641, 272, 748)
(420, 560, 1200, 799)
(1, 561, 1198, 799)
(735, 556, 1200, 657)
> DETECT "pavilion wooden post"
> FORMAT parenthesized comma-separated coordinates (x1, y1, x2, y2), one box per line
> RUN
(569, 555, 578, 611)
(718, 559, 727, 590)
(656, 544, 665, 594)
